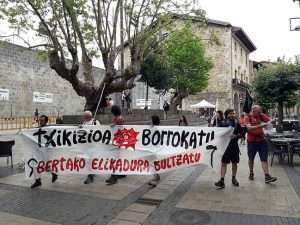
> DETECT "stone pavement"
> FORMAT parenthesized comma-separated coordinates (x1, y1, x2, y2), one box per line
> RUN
(0, 132, 300, 225)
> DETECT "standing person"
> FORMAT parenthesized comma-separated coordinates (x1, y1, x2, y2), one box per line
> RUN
(215, 109, 242, 189)
(163, 100, 170, 120)
(148, 115, 161, 186)
(31, 115, 58, 188)
(34, 108, 39, 124)
(81, 111, 100, 184)
(106, 105, 127, 185)
(211, 110, 224, 127)
(125, 91, 132, 114)
(121, 91, 126, 111)
(244, 105, 277, 183)
(179, 115, 188, 126)
(239, 113, 247, 145)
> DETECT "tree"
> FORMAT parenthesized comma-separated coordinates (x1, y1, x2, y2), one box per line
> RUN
(141, 24, 213, 111)
(140, 52, 171, 93)
(0, 0, 205, 112)
(254, 62, 300, 129)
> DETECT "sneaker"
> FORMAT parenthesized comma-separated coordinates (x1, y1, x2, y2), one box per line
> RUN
(215, 180, 225, 189)
(84, 174, 94, 184)
(249, 173, 254, 181)
(31, 179, 42, 189)
(105, 175, 118, 185)
(265, 175, 277, 184)
(118, 175, 127, 179)
(51, 173, 58, 183)
(232, 177, 239, 187)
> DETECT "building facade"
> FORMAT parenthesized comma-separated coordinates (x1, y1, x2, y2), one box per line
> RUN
(121, 18, 256, 114)
(180, 18, 256, 114)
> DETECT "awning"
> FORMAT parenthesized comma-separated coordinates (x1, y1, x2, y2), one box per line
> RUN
(190, 100, 215, 109)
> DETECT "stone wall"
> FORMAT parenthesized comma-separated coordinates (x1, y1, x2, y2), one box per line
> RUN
(0, 41, 105, 117)
(183, 22, 233, 112)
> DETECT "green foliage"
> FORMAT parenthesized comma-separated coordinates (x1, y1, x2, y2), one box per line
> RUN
(164, 24, 213, 94)
(254, 63, 299, 104)
(141, 24, 212, 99)
(140, 53, 171, 93)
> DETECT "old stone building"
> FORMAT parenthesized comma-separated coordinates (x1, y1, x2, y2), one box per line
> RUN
(121, 17, 256, 114)
(179, 18, 256, 114)
(0, 41, 105, 117)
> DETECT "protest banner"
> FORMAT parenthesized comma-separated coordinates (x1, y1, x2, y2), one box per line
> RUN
(22, 125, 232, 178)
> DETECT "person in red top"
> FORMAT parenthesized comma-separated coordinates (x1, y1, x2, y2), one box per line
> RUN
(105, 105, 126, 185)
(244, 105, 277, 184)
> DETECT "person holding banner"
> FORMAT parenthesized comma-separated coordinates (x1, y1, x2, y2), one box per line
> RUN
(106, 105, 127, 185)
(210, 110, 225, 127)
(82, 111, 100, 184)
(148, 115, 161, 187)
(31, 115, 58, 189)
(244, 105, 277, 184)
(215, 109, 242, 189)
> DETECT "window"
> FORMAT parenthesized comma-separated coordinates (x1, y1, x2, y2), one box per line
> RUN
(234, 41, 237, 52)
(234, 70, 237, 79)
(240, 47, 243, 57)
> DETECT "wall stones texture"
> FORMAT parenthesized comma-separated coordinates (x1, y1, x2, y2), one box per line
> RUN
(0, 41, 105, 117)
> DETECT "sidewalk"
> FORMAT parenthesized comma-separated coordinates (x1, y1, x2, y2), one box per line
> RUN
(0, 139, 299, 224)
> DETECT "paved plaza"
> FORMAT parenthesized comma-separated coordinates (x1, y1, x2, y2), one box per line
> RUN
(0, 131, 300, 225)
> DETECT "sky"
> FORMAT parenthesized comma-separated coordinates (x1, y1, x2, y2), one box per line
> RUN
(198, 0, 300, 61)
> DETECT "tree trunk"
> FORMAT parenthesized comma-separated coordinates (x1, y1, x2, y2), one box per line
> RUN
(277, 102, 284, 132)
(170, 91, 188, 113)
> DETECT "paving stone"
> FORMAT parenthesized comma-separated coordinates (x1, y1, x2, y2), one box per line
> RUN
(0, 212, 61, 225)
(116, 210, 149, 223)
(0, 173, 149, 200)
(126, 203, 156, 214)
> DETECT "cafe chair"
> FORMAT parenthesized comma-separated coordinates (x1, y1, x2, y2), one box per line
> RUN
(266, 137, 289, 166)
(291, 143, 300, 167)
(0, 140, 15, 168)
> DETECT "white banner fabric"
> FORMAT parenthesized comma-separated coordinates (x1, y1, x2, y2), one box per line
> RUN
(22, 125, 232, 178)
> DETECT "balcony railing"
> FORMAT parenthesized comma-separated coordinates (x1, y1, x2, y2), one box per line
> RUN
(232, 78, 250, 89)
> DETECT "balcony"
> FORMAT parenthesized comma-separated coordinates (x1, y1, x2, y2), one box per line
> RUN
(232, 78, 250, 89)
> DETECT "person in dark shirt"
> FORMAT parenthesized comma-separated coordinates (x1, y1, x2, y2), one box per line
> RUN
(211, 110, 225, 127)
(148, 115, 161, 186)
(31, 115, 58, 189)
(215, 109, 242, 189)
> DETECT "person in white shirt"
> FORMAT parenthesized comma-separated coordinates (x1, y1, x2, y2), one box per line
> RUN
(82, 111, 100, 126)
(81, 111, 100, 184)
